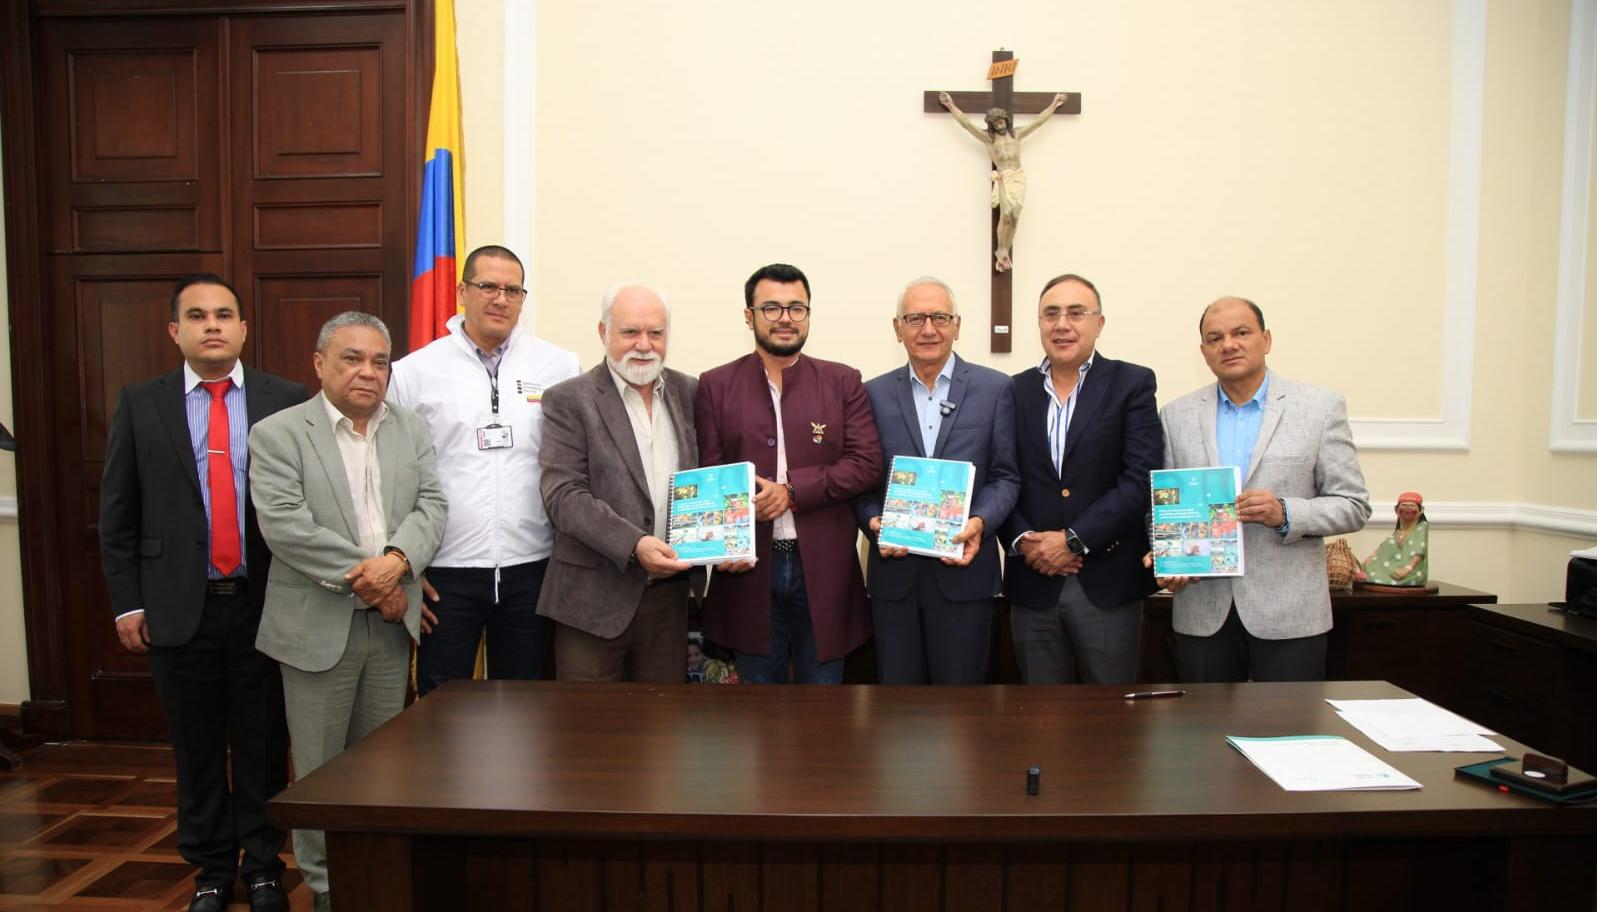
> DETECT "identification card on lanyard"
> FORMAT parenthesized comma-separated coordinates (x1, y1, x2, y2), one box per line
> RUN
(476, 363, 513, 450)
(478, 423, 513, 450)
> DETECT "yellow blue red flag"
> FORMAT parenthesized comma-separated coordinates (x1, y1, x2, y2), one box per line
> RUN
(410, 0, 465, 350)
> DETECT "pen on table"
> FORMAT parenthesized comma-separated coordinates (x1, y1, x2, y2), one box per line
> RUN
(1123, 689, 1186, 700)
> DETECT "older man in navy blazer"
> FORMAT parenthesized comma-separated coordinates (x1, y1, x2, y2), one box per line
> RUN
(1001, 274, 1162, 684)
(856, 278, 1018, 684)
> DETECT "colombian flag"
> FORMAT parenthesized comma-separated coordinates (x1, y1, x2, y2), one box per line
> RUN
(409, 0, 466, 351)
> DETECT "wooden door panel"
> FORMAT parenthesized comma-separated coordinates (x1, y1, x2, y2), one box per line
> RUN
(253, 45, 384, 178)
(38, 18, 223, 254)
(254, 273, 384, 391)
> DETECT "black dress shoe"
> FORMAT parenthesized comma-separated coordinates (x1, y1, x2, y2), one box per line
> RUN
(247, 877, 289, 912)
(188, 887, 228, 912)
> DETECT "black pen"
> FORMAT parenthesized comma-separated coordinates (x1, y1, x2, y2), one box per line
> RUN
(1123, 689, 1186, 700)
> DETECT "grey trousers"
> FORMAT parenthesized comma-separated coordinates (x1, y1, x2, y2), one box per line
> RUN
(1011, 575, 1141, 684)
(278, 608, 411, 895)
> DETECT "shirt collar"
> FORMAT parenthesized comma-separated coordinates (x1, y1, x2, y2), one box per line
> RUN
(906, 354, 957, 389)
(183, 360, 245, 394)
(448, 313, 514, 358)
(1036, 354, 1094, 381)
(322, 393, 387, 435)
(1218, 370, 1271, 410)
(607, 362, 666, 399)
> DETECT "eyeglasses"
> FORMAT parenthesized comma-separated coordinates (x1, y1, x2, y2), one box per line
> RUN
(466, 281, 528, 303)
(898, 312, 958, 329)
(1040, 307, 1101, 324)
(748, 303, 810, 322)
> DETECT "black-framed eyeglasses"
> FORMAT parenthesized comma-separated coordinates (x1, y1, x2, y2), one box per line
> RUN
(748, 302, 810, 322)
(898, 312, 958, 328)
(466, 281, 528, 303)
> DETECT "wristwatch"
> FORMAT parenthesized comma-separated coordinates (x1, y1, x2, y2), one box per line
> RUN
(1065, 528, 1088, 556)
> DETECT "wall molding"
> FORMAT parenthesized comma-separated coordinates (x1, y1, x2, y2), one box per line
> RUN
(1551, 0, 1597, 452)
(0, 497, 14, 522)
(1397, 500, 1597, 539)
(1349, 0, 1484, 451)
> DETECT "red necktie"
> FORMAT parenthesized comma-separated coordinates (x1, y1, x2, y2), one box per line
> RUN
(203, 379, 241, 576)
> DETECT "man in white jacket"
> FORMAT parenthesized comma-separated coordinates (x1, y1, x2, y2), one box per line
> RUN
(389, 245, 580, 694)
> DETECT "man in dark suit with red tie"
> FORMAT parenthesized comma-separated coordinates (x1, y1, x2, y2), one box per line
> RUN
(100, 274, 307, 912)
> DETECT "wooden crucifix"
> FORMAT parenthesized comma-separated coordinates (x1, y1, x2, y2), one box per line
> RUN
(925, 50, 1080, 353)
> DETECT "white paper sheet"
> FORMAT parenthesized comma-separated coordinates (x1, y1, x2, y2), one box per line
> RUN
(1226, 735, 1422, 791)
(1326, 698, 1501, 751)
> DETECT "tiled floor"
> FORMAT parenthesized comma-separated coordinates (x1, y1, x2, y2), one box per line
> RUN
(0, 744, 309, 910)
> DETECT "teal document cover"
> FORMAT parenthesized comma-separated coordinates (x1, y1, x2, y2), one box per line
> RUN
(1150, 466, 1244, 577)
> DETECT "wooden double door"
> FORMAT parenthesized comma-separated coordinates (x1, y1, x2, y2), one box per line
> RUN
(3, 0, 426, 739)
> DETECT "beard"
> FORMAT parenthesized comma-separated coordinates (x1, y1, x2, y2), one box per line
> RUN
(608, 352, 664, 386)
(755, 328, 807, 357)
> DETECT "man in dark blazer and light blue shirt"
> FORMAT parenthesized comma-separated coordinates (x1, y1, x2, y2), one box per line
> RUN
(100, 274, 306, 912)
(1001, 274, 1162, 684)
(1154, 296, 1369, 682)
(857, 277, 1018, 684)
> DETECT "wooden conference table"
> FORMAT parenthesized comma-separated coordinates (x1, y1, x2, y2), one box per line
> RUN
(271, 680, 1597, 911)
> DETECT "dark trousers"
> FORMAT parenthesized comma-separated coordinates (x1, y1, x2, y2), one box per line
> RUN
(735, 548, 844, 684)
(146, 590, 288, 889)
(417, 560, 551, 696)
(871, 569, 991, 685)
(554, 578, 691, 683)
(1173, 603, 1327, 683)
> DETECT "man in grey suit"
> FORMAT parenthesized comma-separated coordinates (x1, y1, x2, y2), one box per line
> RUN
(856, 277, 1018, 684)
(1155, 297, 1370, 682)
(248, 312, 446, 911)
(538, 285, 699, 682)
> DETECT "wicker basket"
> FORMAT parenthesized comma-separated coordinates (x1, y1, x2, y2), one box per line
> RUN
(1325, 538, 1359, 592)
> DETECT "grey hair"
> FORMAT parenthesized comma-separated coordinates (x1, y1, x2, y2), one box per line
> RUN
(599, 283, 672, 329)
(316, 311, 391, 353)
(897, 276, 958, 317)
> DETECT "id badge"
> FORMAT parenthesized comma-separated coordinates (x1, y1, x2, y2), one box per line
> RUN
(477, 424, 513, 450)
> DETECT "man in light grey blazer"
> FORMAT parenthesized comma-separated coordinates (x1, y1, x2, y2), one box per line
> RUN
(1155, 297, 1369, 682)
(538, 285, 699, 682)
(248, 312, 446, 912)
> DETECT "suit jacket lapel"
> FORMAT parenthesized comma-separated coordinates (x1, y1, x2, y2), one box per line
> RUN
(156, 369, 204, 498)
(664, 373, 697, 470)
(1246, 380, 1288, 485)
(1200, 386, 1222, 467)
(930, 356, 965, 457)
(594, 370, 651, 499)
(376, 413, 407, 534)
(894, 369, 926, 458)
(303, 395, 361, 541)
(1062, 356, 1109, 466)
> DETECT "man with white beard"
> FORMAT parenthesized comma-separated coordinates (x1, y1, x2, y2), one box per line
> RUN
(536, 284, 702, 682)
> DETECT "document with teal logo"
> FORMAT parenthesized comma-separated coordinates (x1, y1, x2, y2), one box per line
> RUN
(1150, 466, 1243, 577)
(878, 455, 975, 560)
(667, 462, 755, 565)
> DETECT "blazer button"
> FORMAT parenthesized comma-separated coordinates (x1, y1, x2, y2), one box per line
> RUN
(767, 437, 777, 447)
(1060, 488, 1071, 498)
(195, 540, 205, 551)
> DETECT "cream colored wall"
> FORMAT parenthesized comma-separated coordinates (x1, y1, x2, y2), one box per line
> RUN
(0, 113, 26, 705)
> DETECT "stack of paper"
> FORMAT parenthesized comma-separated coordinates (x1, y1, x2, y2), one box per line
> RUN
(1226, 735, 1422, 791)
(1327, 698, 1501, 752)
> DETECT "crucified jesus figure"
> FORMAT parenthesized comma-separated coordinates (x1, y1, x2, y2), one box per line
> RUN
(939, 91, 1067, 272)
